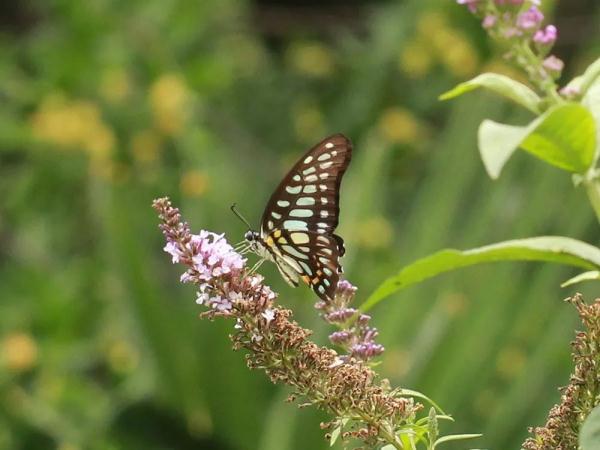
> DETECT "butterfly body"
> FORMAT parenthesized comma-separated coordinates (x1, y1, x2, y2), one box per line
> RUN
(244, 134, 352, 302)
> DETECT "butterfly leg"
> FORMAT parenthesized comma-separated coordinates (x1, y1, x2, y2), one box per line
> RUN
(248, 258, 265, 275)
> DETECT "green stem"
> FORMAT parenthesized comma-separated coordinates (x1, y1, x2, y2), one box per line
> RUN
(519, 43, 562, 104)
(583, 175, 600, 225)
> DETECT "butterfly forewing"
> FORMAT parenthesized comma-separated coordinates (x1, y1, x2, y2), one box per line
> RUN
(259, 134, 352, 301)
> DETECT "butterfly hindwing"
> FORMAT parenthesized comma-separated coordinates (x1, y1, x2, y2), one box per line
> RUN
(263, 229, 343, 301)
(258, 134, 352, 301)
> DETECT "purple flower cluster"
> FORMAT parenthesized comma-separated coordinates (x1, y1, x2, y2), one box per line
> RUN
(317, 280, 384, 362)
(456, 0, 564, 86)
(164, 230, 247, 311)
(156, 200, 275, 316)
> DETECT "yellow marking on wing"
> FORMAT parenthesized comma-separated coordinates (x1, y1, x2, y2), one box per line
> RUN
(277, 237, 288, 244)
(302, 275, 311, 284)
(265, 236, 274, 247)
(311, 277, 319, 285)
(273, 229, 282, 238)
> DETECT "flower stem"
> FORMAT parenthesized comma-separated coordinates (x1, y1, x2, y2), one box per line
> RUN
(518, 42, 562, 104)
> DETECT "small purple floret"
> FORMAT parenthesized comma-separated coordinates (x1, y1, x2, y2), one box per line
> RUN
(517, 6, 544, 30)
(534, 25, 557, 45)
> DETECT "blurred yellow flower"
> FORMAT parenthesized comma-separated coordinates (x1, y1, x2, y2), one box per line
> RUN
(435, 31, 479, 78)
(292, 102, 325, 141)
(356, 216, 393, 249)
(407, 9, 479, 79)
(130, 129, 162, 164)
(30, 94, 115, 160)
(416, 11, 447, 39)
(1, 332, 38, 372)
(99, 68, 131, 104)
(180, 170, 210, 197)
(149, 73, 191, 136)
(107, 339, 139, 374)
(399, 40, 433, 78)
(378, 107, 421, 145)
(286, 42, 335, 78)
(496, 346, 527, 379)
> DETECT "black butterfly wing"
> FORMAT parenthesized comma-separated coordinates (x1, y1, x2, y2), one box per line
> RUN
(259, 133, 352, 301)
(260, 133, 352, 236)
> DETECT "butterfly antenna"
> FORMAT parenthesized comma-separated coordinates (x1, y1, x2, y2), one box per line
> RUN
(230, 203, 253, 231)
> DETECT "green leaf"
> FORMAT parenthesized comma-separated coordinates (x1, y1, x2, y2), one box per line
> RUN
(433, 434, 482, 448)
(361, 236, 600, 312)
(439, 73, 542, 114)
(478, 119, 529, 179)
(329, 426, 341, 446)
(520, 103, 596, 173)
(580, 405, 600, 450)
(564, 56, 600, 97)
(478, 103, 596, 178)
(397, 389, 447, 416)
(329, 418, 349, 446)
(561, 270, 600, 287)
(582, 81, 600, 166)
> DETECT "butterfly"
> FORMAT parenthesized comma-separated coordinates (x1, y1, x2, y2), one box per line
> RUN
(236, 133, 352, 302)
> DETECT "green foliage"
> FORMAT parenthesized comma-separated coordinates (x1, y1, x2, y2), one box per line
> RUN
(478, 103, 596, 178)
(362, 237, 600, 311)
(579, 403, 600, 449)
(440, 73, 542, 114)
(564, 56, 600, 98)
(1, 0, 599, 449)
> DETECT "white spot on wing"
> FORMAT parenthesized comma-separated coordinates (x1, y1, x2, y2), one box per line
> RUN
(303, 167, 316, 175)
(319, 173, 329, 180)
(304, 156, 314, 164)
(277, 200, 290, 207)
(319, 184, 327, 191)
(305, 174, 318, 183)
(290, 232, 310, 244)
(293, 174, 301, 182)
(320, 211, 329, 218)
(321, 197, 328, 204)
(271, 212, 282, 219)
(299, 261, 313, 276)
(318, 153, 331, 161)
(325, 143, 334, 149)
(290, 209, 313, 218)
(296, 197, 315, 206)
(320, 162, 333, 169)
(286, 185, 302, 194)
(283, 245, 309, 260)
(303, 185, 317, 194)
(284, 220, 307, 230)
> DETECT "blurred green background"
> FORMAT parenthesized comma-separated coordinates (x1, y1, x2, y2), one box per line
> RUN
(1, 0, 599, 449)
